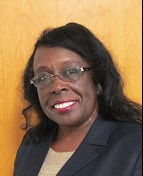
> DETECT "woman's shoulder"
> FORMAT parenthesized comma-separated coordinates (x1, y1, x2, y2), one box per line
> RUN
(110, 120, 142, 147)
(98, 115, 142, 140)
(19, 132, 32, 147)
(14, 132, 31, 173)
(15, 132, 32, 157)
(113, 120, 142, 135)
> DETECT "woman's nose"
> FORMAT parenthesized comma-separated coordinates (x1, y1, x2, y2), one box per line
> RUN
(50, 75, 69, 94)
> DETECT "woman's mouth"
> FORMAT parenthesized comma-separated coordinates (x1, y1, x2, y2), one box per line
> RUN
(52, 101, 77, 113)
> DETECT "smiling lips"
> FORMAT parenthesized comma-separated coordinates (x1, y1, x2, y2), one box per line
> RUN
(53, 101, 77, 113)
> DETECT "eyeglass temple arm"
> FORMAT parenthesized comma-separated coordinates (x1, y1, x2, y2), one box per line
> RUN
(82, 67, 92, 71)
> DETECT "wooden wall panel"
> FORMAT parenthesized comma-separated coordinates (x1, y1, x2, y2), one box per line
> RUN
(0, 0, 142, 175)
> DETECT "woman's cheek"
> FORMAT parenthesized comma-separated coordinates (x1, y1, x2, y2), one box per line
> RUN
(37, 89, 49, 105)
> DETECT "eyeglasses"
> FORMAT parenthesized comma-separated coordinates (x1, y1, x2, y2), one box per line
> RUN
(30, 66, 92, 88)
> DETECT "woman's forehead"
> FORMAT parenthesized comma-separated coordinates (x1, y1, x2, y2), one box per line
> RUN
(33, 47, 89, 71)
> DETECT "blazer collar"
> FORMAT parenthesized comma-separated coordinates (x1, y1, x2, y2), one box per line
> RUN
(57, 115, 113, 176)
(87, 114, 113, 145)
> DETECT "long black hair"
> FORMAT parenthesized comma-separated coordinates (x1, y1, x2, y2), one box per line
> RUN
(22, 23, 142, 143)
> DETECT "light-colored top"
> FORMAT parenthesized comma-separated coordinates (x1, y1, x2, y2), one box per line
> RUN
(38, 147, 75, 176)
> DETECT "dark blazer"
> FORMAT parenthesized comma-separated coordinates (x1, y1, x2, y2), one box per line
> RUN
(14, 115, 142, 176)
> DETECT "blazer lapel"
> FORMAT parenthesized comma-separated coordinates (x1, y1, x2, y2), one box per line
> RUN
(57, 115, 113, 176)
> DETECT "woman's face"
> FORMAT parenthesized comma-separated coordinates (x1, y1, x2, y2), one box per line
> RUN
(33, 47, 99, 129)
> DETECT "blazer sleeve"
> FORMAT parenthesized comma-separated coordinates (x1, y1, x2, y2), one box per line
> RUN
(131, 149, 142, 176)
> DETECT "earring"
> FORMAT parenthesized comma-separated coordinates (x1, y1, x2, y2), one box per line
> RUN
(97, 84, 102, 96)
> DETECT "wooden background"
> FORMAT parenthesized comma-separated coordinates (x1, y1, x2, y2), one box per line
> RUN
(0, 0, 142, 175)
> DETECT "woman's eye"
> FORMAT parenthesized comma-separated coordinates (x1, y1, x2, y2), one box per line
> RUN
(38, 74, 49, 82)
(66, 68, 77, 75)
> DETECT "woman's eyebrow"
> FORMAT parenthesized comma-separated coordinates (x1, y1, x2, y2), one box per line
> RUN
(34, 66, 50, 75)
(34, 61, 84, 75)
(62, 60, 82, 65)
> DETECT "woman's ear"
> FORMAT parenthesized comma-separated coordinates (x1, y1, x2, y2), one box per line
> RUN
(96, 84, 102, 96)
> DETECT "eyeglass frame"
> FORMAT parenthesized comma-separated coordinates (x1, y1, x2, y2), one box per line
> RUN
(30, 66, 92, 88)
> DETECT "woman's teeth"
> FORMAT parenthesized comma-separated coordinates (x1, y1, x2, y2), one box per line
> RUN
(54, 102, 75, 109)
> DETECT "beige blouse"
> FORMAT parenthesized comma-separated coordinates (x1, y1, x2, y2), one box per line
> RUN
(38, 148, 75, 176)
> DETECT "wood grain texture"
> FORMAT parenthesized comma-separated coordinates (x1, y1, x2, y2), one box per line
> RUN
(0, 0, 142, 175)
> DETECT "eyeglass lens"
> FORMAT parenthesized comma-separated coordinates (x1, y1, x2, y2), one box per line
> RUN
(31, 65, 91, 88)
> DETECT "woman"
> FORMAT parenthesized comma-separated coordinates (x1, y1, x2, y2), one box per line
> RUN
(14, 23, 142, 176)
